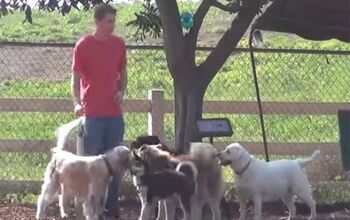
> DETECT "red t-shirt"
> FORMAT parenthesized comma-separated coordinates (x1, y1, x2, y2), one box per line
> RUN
(72, 34, 127, 116)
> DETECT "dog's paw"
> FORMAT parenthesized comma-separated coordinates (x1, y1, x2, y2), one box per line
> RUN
(60, 212, 69, 219)
(35, 213, 42, 220)
(279, 216, 294, 220)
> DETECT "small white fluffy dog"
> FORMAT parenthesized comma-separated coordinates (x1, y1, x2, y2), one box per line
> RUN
(216, 143, 320, 220)
(36, 146, 130, 220)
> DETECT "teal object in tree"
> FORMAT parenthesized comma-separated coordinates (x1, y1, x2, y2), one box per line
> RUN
(180, 12, 194, 30)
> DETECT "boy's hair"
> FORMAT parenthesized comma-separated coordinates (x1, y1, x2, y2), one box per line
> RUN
(93, 3, 116, 21)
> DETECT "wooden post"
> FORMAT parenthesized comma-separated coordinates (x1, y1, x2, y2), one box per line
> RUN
(338, 109, 350, 171)
(148, 89, 166, 219)
(148, 89, 165, 141)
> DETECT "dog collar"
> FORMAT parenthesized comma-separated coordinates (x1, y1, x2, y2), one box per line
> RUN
(234, 158, 252, 175)
(102, 155, 114, 176)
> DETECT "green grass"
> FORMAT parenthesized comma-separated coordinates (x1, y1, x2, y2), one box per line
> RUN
(0, 152, 49, 180)
(1, 2, 350, 50)
(0, 112, 151, 140)
(0, 80, 71, 98)
(2, 50, 349, 101)
(0, 112, 339, 144)
(0, 47, 344, 141)
(0, 5, 140, 43)
(0, 3, 201, 43)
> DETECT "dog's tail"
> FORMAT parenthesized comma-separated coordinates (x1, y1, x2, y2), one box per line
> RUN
(190, 142, 217, 166)
(297, 150, 321, 168)
(176, 161, 198, 181)
(56, 117, 82, 150)
(45, 154, 58, 179)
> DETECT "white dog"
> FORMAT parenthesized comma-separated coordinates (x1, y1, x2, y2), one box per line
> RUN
(36, 145, 130, 220)
(216, 143, 320, 220)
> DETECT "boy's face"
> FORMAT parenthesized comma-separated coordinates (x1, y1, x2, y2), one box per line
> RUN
(95, 13, 115, 35)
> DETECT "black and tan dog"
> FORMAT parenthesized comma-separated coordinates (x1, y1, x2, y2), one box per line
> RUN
(130, 135, 231, 220)
(131, 145, 197, 220)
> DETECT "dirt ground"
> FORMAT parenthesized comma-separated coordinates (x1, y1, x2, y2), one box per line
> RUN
(0, 45, 72, 81)
(0, 201, 349, 220)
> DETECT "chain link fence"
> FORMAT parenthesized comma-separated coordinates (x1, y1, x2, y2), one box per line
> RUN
(0, 42, 349, 203)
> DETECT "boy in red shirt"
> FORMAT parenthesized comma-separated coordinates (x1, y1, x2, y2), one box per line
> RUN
(71, 3, 127, 219)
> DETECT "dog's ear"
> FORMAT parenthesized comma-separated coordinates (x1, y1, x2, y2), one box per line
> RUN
(155, 144, 163, 150)
(169, 157, 179, 169)
(130, 141, 139, 150)
(150, 136, 161, 144)
(137, 144, 150, 160)
(158, 143, 176, 155)
(139, 144, 148, 152)
(132, 150, 142, 161)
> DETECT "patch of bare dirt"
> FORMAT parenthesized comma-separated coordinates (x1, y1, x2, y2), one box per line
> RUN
(0, 45, 72, 81)
(0, 201, 349, 220)
(0, 201, 140, 220)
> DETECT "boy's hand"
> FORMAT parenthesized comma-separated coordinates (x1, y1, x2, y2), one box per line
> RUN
(114, 91, 125, 104)
(74, 104, 83, 116)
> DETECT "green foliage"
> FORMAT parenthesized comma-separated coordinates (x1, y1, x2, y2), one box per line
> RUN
(127, 0, 161, 42)
(1, 2, 349, 50)
(0, 4, 143, 43)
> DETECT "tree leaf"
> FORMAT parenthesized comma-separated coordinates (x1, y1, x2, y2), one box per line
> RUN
(126, 1, 162, 42)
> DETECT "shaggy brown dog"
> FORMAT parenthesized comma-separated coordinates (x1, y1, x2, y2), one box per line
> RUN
(36, 146, 130, 220)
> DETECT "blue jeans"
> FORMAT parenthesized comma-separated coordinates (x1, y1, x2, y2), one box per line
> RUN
(82, 116, 125, 218)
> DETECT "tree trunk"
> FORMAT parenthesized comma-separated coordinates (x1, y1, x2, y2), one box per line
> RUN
(155, 0, 261, 154)
(174, 69, 206, 154)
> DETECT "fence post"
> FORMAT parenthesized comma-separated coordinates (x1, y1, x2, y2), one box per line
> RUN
(338, 109, 350, 171)
(148, 89, 165, 141)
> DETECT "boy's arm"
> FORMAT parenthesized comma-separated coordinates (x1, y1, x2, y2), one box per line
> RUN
(71, 72, 81, 105)
(71, 39, 85, 115)
(115, 68, 127, 104)
(71, 72, 83, 116)
(118, 68, 127, 94)
(115, 42, 127, 104)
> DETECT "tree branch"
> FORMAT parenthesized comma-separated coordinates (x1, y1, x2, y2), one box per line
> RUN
(185, 0, 212, 64)
(211, 0, 242, 13)
(185, 0, 244, 65)
(200, 0, 262, 86)
(190, 0, 212, 39)
(155, 0, 187, 77)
